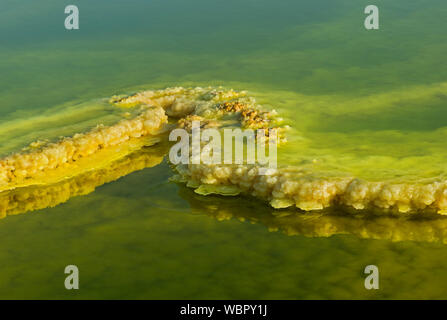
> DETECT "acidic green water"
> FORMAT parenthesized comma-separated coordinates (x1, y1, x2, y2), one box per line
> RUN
(1, 0, 447, 299)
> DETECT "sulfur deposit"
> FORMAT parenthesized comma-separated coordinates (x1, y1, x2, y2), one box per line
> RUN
(114, 87, 447, 215)
(0, 106, 168, 192)
(2, 86, 447, 217)
(115, 87, 447, 215)
(172, 164, 447, 214)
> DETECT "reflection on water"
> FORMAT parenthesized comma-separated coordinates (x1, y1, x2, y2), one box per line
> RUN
(0, 141, 169, 219)
(178, 186, 447, 244)
(3, 138, 447, 245)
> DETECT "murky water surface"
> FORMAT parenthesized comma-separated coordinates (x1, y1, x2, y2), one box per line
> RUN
(1, 0, 447, 299)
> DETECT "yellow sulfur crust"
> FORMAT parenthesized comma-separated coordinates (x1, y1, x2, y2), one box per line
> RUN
(0, 106, 168, 192)
(2, 86, 447, 216)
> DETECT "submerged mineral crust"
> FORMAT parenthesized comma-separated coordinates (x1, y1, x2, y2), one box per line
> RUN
(2, 86, 447, 216)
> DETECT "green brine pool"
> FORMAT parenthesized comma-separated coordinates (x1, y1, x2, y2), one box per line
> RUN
(1, 0, 447, 299)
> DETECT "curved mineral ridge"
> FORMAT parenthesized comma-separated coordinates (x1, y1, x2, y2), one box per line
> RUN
(0, 105, 167, 192)
(1, 86, 447, 218)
